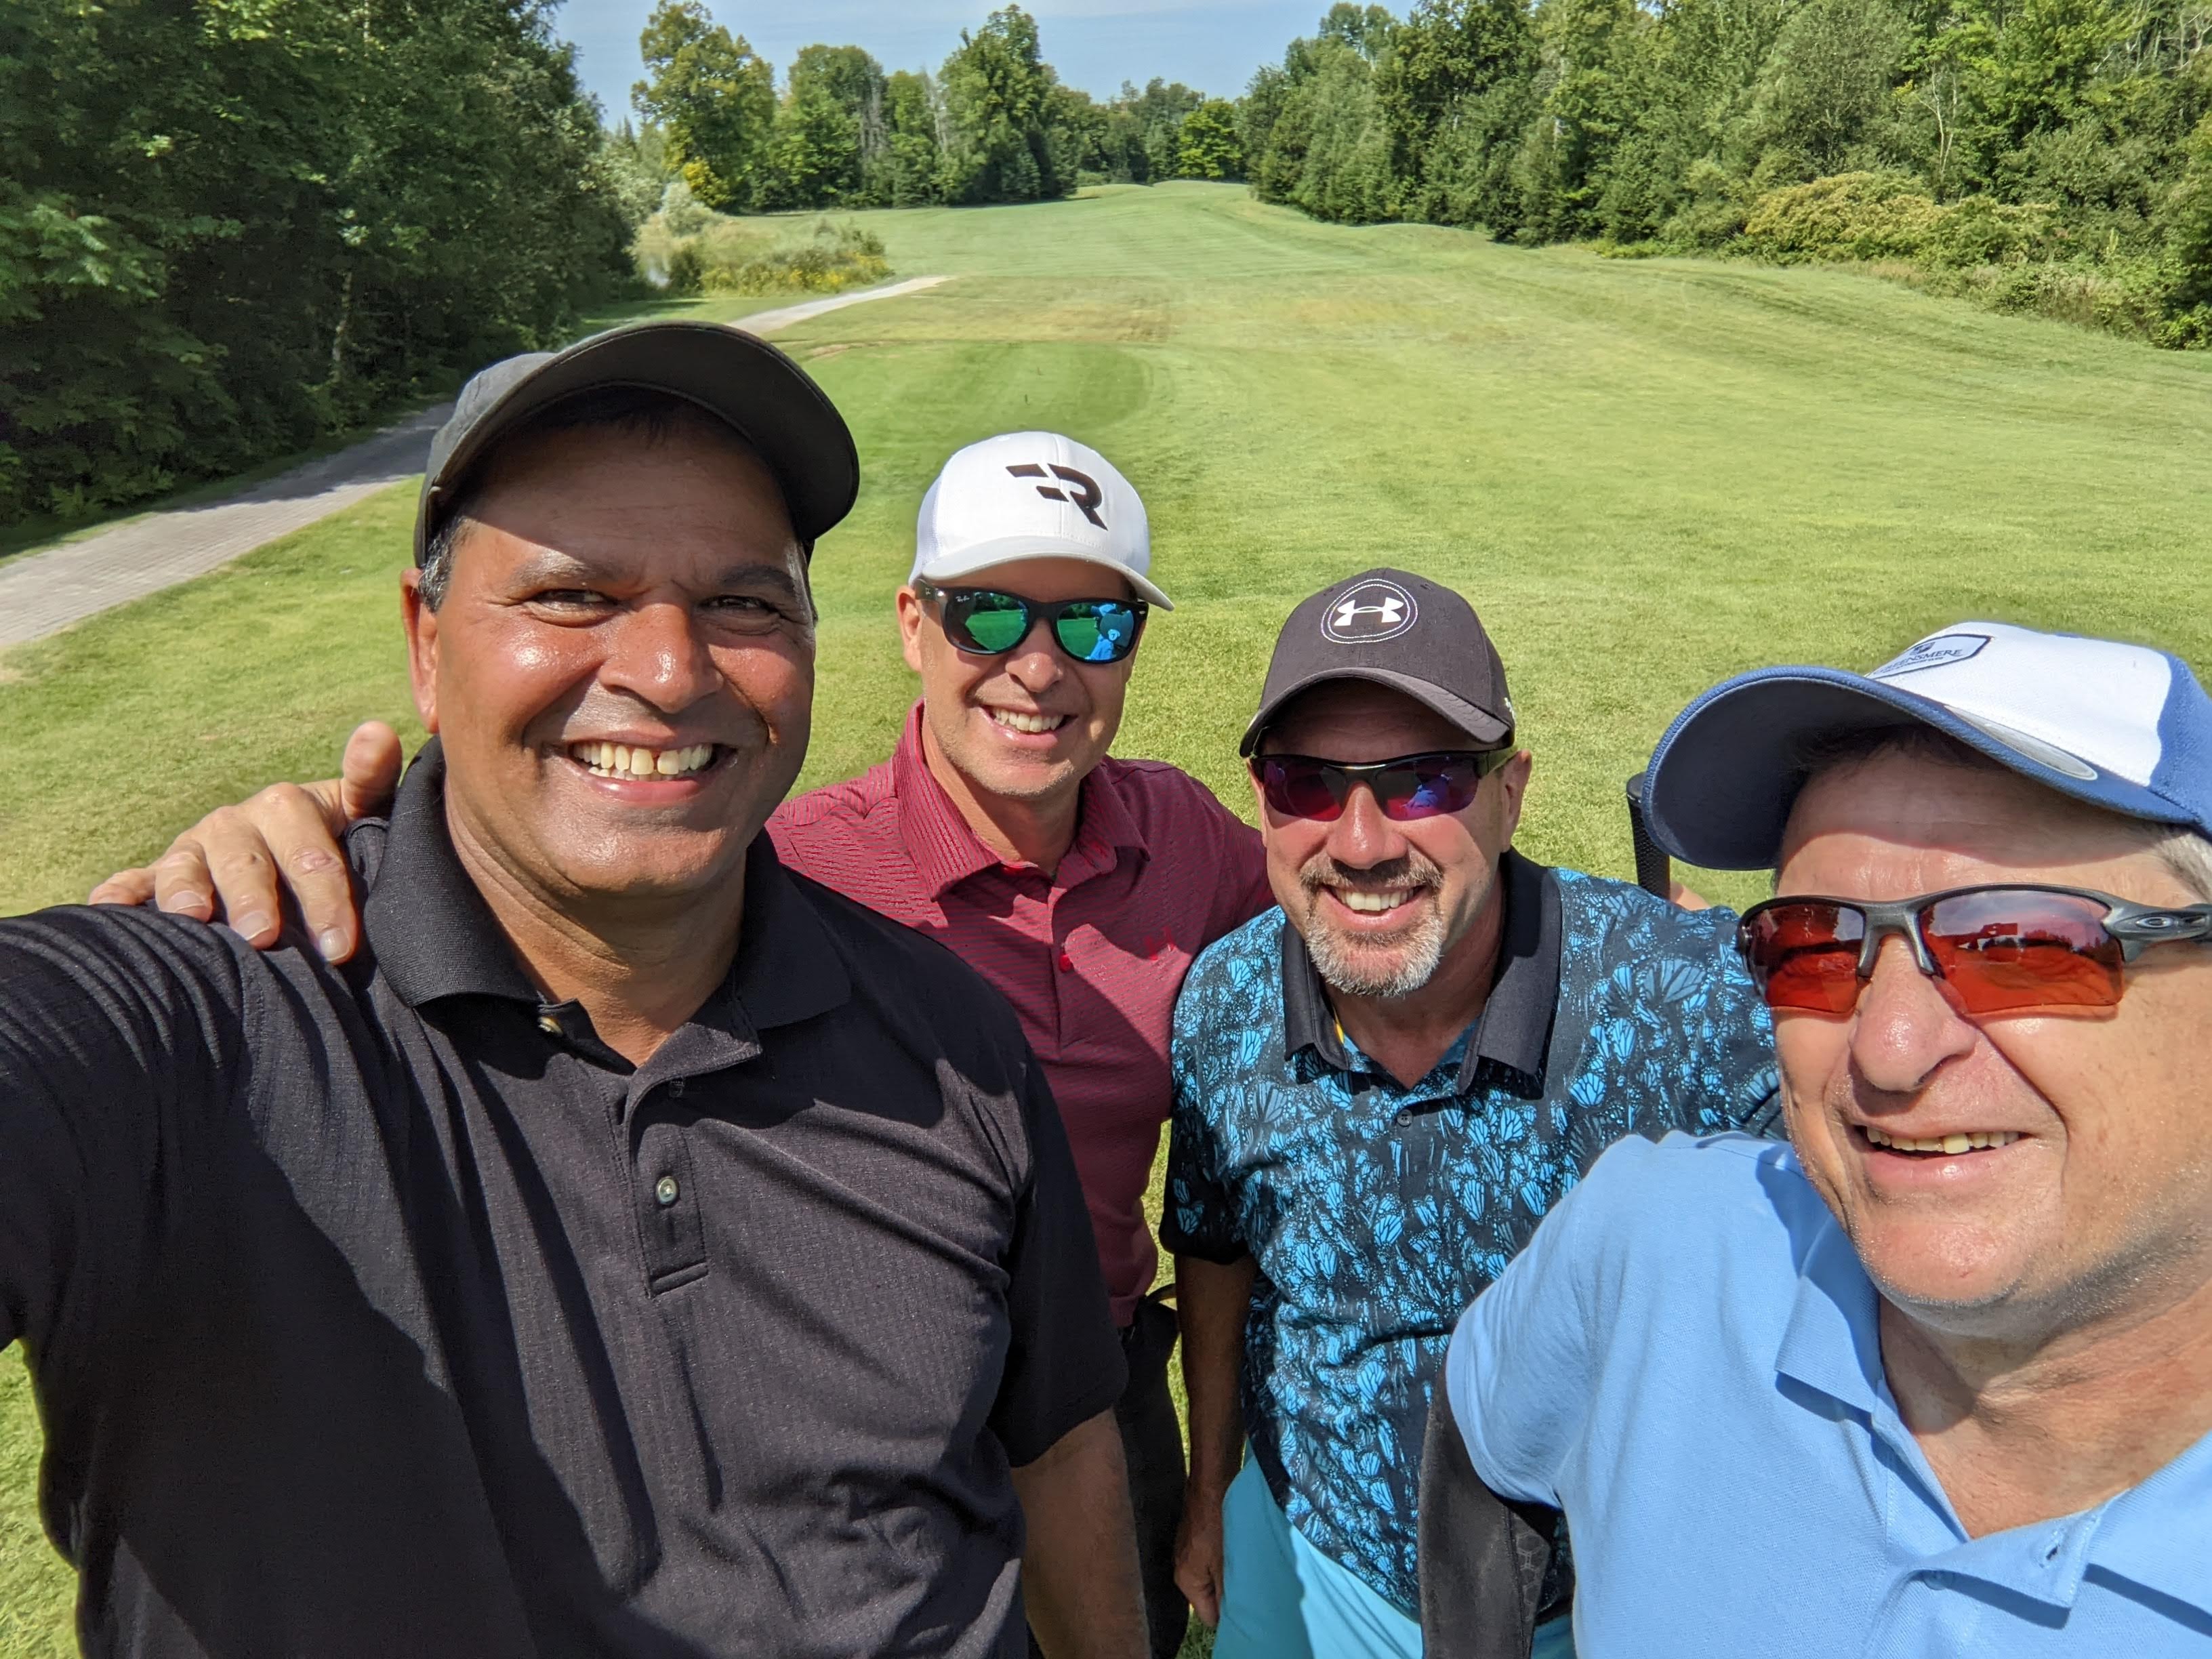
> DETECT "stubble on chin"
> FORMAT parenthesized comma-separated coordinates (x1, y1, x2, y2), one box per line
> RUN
(1296, 849, 1450, 1000)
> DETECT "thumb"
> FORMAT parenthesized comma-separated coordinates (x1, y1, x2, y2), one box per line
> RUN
(336, 721, 404, 824)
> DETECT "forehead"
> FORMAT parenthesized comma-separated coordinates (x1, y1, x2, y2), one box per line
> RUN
(1263, 679, 1469, 757)
(462, 420, 799, 574)
(1779, 750, 2175, 897)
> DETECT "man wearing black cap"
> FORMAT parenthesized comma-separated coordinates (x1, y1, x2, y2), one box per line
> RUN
(0, 323, 1143, 1658)
(1164, 570, 1780, 1658)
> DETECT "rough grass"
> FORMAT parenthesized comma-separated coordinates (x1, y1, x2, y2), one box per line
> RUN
(2, 182, 2209, 1651)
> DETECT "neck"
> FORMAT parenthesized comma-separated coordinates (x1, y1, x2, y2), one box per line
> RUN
(1880, 1264, 2212, 1538)
(1328, 878, 1507, 1089)
(919, 716, 1083, 874)
(447, 804, 745, 1067)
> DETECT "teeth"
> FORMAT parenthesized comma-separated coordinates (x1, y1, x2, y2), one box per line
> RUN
(570, 741, 715, 779)
(1338, 890, 1416, 914)
(989, 709, 1067, 735)
(1864, 1126, 2021, 1154)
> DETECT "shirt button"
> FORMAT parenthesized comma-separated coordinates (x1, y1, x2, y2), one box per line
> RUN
(1057, 951, 1074, 972)
(654, 1174, 680, 1208)
(1394, 1109, 1413, 1128)
(537, 1015, 561, 1036)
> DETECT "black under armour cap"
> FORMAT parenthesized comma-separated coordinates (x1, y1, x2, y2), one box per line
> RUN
(1240, 568, 1514, 756)
(413, 320, 859, 564)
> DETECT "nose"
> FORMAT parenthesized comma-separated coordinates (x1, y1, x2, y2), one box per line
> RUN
(1848, 935, 1978, 1094)
(596, 599, 722, 714)
(1002, 618, 1067, 697)
(1324, 783, 1410, 870)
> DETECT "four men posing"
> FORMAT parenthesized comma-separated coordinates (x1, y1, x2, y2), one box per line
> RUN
(18, 319, 2211, 1654)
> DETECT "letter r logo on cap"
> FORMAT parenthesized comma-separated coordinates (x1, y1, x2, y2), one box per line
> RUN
(1006, 462, 1107, 529)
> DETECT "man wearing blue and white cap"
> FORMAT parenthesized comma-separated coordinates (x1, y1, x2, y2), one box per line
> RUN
(1431, 621, 2212, 1656)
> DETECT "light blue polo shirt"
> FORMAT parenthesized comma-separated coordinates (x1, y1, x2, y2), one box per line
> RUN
(1445, 1132, 2212, 1655)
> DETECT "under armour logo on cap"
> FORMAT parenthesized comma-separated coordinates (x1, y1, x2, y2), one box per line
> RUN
(1006, 462, 1106, 529)
(1322, 577, 1418, 644)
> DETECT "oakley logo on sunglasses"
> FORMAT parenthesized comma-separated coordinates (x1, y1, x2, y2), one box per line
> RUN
(1322, 579, 1418, 644)
(1006, 463, 1107, 529)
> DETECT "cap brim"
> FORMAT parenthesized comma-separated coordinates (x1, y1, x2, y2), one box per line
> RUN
(916, 541, 1173, 610)
(1238, 667, 1512, 756)
(1644, 666, 2196, 869)
(415, 322, 857, 562)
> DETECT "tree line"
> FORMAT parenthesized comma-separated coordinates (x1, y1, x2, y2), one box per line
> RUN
(1236, 0, 2212, 342)
(619, 3, 1246, 211)
(3, 0, 638, 529)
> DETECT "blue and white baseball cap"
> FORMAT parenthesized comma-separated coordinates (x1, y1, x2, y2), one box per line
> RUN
(1645, 622, 2212, 869)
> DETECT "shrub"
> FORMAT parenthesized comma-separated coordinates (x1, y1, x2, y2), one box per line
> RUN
(631, 192, 892, 297)
(1736, 171, 1945, 262)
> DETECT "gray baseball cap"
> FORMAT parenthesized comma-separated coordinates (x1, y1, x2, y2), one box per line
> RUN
(1241, 568, 1515, 756)
(413, 320, 859, 563)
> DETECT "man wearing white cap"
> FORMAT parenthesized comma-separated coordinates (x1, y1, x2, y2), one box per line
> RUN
(1429, 622, 2212, 1655)
(92, 430, 1273, 1658)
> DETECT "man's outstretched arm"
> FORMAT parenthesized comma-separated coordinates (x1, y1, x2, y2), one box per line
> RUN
(88, 720, 403, 960)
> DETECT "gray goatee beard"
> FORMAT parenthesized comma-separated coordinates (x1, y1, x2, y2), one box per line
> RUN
(1295, 850, 1448, 1000)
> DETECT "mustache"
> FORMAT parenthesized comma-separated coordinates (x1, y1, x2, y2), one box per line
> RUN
(1297, 848, 1444, 897)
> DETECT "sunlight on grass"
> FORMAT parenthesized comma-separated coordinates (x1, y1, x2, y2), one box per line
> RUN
(2, 182, 2205, 1644)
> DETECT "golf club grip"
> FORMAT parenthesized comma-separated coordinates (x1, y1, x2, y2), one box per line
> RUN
(1625, 773, 1671, 899)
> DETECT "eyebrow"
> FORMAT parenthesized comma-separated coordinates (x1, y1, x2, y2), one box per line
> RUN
(504, 550, 806, 602)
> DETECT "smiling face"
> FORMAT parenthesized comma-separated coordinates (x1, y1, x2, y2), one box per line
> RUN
(403, 415, 813, 926)
(1774, 750, 2212, 1340)
(1254, 680, 1530, 1000)
(896, 556, 1137, 808)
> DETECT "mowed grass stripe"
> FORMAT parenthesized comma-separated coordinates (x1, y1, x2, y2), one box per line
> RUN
(2, 182, 2207, 1648)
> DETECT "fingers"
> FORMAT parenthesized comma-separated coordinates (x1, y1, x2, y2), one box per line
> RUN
(224, 784, 361, 961)
(1172, 1530, 1224, 1631)
(87, 866, 163, 909)
(337, 721, 403, 824)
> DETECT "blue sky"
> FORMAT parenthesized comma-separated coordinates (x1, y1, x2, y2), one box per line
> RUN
(559, 0, 1323, 121)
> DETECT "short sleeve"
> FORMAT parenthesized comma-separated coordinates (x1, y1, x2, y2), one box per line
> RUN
(1685, 908, 1782, 1137)
(1443, 1136, 1624, 1508)
(1159, 984, 1248, 1265)
(0, 908, 245, 1354)
(990, 1058, 1127, 1466)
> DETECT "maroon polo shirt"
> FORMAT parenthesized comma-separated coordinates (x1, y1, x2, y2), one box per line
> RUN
(769, 703, 1271, 1326)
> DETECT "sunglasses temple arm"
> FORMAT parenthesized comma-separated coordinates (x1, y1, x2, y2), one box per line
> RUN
(2105, 903, 2212, 962)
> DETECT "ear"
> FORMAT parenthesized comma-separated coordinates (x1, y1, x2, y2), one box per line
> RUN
(896, 585, 928, 675)
(1492, 749, 1534, 847)
(401, 569, 441, 735)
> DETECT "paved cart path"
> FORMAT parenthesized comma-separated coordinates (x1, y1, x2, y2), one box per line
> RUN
(0, 275, 950, 653)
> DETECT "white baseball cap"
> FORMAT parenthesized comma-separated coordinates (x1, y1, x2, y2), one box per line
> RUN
(909, 431, 1171, 609)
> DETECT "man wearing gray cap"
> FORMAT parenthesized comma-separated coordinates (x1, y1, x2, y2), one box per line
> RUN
(1, 323, 1145, 1657)
(1165, 569, 1780, 1658)
(88, 424, 1267, 1658)
(1433, 622, 2212, 1655)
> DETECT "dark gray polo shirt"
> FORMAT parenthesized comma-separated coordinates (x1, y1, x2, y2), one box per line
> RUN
(0, 743, 1124, 1659)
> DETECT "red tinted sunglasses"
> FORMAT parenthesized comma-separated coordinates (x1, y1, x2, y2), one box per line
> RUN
(1250, 748, 1515, 823)
(1737, 884, 2212, 1017)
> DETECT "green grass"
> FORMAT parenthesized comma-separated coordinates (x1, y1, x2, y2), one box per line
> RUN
(3, 180, 2209, 1650)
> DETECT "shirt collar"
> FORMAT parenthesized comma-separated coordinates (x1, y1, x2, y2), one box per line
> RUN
(1279, 848, 1560, 1097)
(888, 700, 1149, 897)
(362, 739, 849, 1037)
(1772, 1181, 1889, 1419)
(361, 739, 539, 1009)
